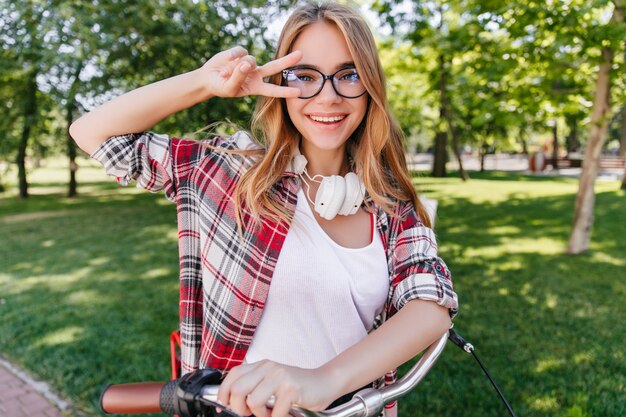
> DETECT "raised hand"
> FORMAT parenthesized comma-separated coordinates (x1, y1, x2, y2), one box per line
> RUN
(199, 46, 303, 99)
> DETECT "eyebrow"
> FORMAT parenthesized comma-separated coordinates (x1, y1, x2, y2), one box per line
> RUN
(293, 62, 356, 71)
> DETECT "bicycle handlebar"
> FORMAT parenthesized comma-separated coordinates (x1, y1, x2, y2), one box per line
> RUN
(101, 331, 449, 417)
(100, 382, 166, 414)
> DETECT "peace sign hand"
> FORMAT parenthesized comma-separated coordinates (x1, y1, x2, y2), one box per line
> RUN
(200, 46, 303, 99)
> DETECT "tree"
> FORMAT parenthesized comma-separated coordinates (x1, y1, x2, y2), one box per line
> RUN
(373, 0, 548, 178)
(617, 105, 626, 156)
(568, 1, 625, 254)
(1, 0, 292, 197)
(1, 0, 56, 198)
(373, 1, 469, 178)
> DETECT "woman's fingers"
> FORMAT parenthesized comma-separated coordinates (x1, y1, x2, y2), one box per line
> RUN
(228, 46, 248, 61)
(207, 47, 302, 98)
(257, 50, 302, 77)
(245, 383, 275, 417)
(218, 362, 265, 416)
(256, 83, 302, 98)
(222, 55, 257, 95)
(209, 46, 248, 69)
(270, 390, 296, 417)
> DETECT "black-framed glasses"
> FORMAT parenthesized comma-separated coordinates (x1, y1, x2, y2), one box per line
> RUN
(282, 66, 367, 99)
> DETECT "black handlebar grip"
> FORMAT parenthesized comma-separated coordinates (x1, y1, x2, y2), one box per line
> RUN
(160, 379, 179, 415)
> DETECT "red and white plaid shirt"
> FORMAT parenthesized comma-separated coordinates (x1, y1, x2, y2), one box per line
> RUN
(92, 131, 458, 377)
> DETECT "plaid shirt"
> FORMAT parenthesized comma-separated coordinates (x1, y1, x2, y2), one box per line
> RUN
(92, 131, 458, 377)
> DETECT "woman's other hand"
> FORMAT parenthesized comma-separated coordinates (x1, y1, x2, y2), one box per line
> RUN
(198, 46, 302, 99)
(217, 360, 340, 417)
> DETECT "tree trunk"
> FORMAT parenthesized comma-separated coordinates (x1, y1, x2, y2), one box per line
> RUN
(617, 104, 626, 156)
(566, 115, 579, 155)
(520, 129, 529, 156)
(444, 111, 468, 180)
(17, 68, 38, 199)
(66, 62, 84, 198)
(551, 122, 559, 170)
(437, 54, 467, 181)
(432, 131, 447, 177)
(568, 12, 620, 253)
(67, 129, 78, 197)
(432, 54, 448, 178)
(479, 142, 487, 172)
(445, 126, 467, 182)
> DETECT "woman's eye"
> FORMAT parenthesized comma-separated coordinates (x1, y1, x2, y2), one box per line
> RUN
(294, 72, 318, 82)
(338, 70, 360, 82)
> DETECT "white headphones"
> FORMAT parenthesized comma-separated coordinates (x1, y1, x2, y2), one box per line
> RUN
(292, 153, 365, 220)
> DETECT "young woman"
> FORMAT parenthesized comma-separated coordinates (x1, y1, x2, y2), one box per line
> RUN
(70, 3, 458, 417)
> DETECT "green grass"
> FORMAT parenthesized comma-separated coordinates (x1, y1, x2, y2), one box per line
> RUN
(1, 161, 625, 417)
(1, 159, 179, 416)
(405, 171, 626, 417)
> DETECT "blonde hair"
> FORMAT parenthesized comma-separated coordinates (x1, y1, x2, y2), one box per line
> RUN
(235, 1, 432, 228)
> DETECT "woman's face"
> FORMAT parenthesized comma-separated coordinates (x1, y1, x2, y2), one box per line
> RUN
(285, 22, 368, 158)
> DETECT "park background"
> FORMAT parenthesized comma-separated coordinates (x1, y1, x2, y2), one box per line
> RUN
(1, 1, 625, 416)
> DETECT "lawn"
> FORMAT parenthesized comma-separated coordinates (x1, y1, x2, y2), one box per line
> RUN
(1, 159, 625, 417)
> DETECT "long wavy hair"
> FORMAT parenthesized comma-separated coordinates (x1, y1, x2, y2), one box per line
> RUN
(235, 1, 432, 228)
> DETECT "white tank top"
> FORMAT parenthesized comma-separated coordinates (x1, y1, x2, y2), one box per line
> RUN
(244, 188, 389, 369)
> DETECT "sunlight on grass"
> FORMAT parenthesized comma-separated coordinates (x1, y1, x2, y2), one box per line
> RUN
(535, 357, 566, 373)
(88, 257, 110, 266)
(529, 395, 559, 412)
(545, 293, 558, 309)
(67, 290, 108, 305)
(1, 209, 76, 223)
(463, 237, 565, 259)
(144, 267, 176, 279)
(566, 406, 588, 417)
(36, 326, 84, 347)
(572, 351, 593, 365)
(589, 251, 625, 267)
(485, 225, 522, 235)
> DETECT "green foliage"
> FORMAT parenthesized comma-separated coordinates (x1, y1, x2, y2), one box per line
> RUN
(374, 0, 626, 156)
(0, 0, 293, 193)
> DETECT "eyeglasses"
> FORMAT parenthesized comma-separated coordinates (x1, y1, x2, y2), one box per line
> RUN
(282, 66, 367, 99)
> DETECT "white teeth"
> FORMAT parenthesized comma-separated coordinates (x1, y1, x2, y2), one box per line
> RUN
(310, 115, 345, 123)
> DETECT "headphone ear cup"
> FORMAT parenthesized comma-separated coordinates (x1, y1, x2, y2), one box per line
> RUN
(338, 172, 364, 216)
(315, 175, 346, 220)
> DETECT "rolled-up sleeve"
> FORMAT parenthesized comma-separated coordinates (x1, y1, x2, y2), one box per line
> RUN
(388, 205, 458, 318)
(90, 132, 176, 200)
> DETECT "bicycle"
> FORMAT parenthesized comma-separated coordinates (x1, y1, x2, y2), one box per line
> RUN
(100, 329, 516, 417)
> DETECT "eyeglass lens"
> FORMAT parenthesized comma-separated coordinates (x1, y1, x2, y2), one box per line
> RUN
(283, 67, 366, 99)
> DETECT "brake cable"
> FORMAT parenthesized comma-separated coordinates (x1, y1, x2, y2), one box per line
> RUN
(448, 329, 518, 417)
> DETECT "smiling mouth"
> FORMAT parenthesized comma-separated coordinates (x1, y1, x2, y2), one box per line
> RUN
(309, 115, 346, 123)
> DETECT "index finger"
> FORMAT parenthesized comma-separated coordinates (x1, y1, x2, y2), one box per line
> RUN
(257, 50, 303, 77)
(256, 83, 302, 99)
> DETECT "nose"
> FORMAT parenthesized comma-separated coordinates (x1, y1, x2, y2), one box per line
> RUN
(316, 78, 341, 103)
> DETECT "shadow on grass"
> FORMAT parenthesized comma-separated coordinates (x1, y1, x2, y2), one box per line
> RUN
(1, 190, 179, 416)
(399, 188, 626, 417)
